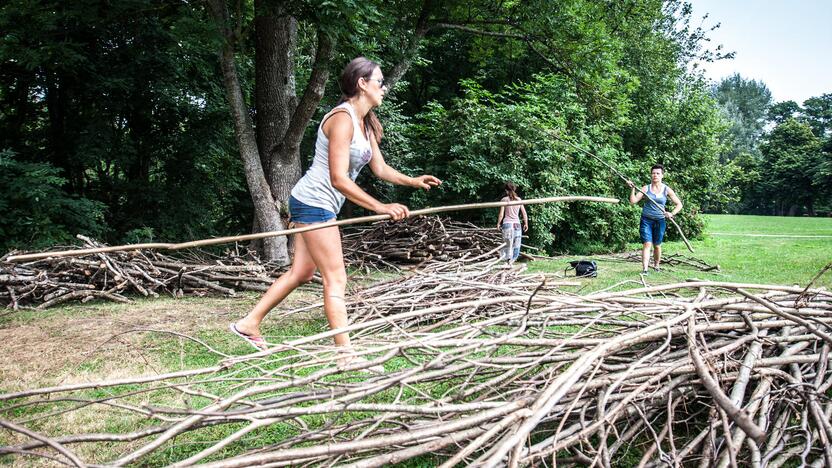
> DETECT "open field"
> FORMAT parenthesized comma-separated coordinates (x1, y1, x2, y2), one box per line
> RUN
(1, 214, 830, 466)
(529, 214, 832, 291)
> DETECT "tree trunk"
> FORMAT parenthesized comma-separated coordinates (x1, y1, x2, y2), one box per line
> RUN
(267, 30, 332, 208)
(385, 0, 433, 90)
(209, 0, 289, 264)
(257, 11, 334, 226)
(209, 0, 432, 264)
(255, 1, 296, 189)
(255, 3, 305, 233)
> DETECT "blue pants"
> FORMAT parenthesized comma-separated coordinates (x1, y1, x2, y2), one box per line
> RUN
(501, 223, 522, 261)
(639, 216, 666, 245)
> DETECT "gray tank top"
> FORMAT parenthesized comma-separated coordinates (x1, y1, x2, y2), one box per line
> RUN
(641, 184, 668, 220)
(290, 102, 373, 214)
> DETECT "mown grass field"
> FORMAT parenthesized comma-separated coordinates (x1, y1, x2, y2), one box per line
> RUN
(529, 214, 832, 291)
(1, 214, 830, 465)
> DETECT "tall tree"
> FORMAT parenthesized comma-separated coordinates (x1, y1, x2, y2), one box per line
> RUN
(768, 100, 801, 125)
(204, 0, 664, 261)
(759, 119, 822, 216)
(712, 74, 772, 160)
(203, 0, 445, 262)
(802, 93, 832, 138)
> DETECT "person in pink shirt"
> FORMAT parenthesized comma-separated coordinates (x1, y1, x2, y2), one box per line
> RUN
(496, 182, 529, 264)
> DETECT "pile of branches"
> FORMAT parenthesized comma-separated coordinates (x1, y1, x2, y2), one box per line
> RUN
(2, 256, 831, 467)
(1, 216, 503, 309)
(606, 250, 721, 272)
(341, 216, 502, 267)
(0, 236, 296, 310)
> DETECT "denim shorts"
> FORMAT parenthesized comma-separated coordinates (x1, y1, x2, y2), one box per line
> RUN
(639, 216, 666, 245)
(289, 195, 336, 224)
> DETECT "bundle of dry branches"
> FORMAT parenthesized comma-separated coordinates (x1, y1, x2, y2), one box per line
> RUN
(2, 216, 503, 309)
(341, 216, 502, 267)
(0, 236, 296, 310)
(2, 255, 830, 467)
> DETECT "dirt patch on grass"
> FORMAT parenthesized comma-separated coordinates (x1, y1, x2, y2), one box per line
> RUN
(0, 288, 324, 466)
(0, 290, 319, 393)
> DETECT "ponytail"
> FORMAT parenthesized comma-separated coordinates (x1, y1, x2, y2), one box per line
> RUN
(504, 182, 519, 201)
(364, 111, 383, 144)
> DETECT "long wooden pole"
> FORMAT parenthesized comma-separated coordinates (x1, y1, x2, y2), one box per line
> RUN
(6, 196, 618, 262)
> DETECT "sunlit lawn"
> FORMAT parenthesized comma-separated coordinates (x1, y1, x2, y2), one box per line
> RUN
(527, 214, 832, 291)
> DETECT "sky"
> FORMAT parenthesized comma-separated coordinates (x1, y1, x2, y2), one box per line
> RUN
(690, 0, 831, 104)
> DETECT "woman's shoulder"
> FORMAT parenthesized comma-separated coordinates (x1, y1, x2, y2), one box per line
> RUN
(321, 106, 354, 135)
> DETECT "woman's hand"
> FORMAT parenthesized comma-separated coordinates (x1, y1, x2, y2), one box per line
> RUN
(626, 180, 635, 189)
(377, 203, 410, 220)
(411, 175, 442, 190)
(523, 223, 529, 232)
(664, 211, 674, 219)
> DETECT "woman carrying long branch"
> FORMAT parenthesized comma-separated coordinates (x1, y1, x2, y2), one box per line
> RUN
(231, 57, 441, 368)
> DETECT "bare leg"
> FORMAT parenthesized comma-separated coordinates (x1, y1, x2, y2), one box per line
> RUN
(653, 244, 662, 269)
(235, 230, 317, 338)
(642, 242, 652, 271)
(300, 224, 351, 348)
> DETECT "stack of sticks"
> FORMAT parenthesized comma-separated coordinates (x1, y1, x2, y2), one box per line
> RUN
(0, 236, 296, 310)
(341, 216, 502, 267)
(1, 217, 503, 309)
(1, 255, 830, 467)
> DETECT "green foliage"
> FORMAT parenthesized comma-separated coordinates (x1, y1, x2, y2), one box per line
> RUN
(0, 0, 737, 254)
(802, 93, 832, 138)
(717, 152, 762, 214)
(768, 100, 801, 125)
(0, 0, 250, 249)
(0, 149, 106, 251)
(711, 74, 772, 161)
(390, 73, 716, 254)
(624, 77, 728, 238)
(706, 78, 831, 215)
(758, 119, 824, 215)
(815, 137, 832, 207)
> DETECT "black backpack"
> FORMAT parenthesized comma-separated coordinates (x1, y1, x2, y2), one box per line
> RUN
(569, 260, 598, 278)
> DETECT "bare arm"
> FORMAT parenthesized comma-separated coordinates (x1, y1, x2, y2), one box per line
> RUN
(497, 206, 505, 228)
(666, 187, 683, 218)
(520, 205, 529, 231)
(627, 181, 644, 204)
(325, 113, 408, 219)
(368, 136, 441, 189)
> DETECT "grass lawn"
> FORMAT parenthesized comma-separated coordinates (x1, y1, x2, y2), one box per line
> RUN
(1, 214, 830, 465)
(528, 214, 832, 291)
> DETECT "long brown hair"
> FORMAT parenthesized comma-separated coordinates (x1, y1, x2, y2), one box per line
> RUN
(338, 57, 383, 143)
(504, 182, 519, 201)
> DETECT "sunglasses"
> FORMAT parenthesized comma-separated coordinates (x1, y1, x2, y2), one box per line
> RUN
(365, 77, 385, 87)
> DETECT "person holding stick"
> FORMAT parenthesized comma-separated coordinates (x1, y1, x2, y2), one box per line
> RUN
(628, 164, 682, 275)
(496, 182, 528, 265)
(231, 57, 441, 367)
